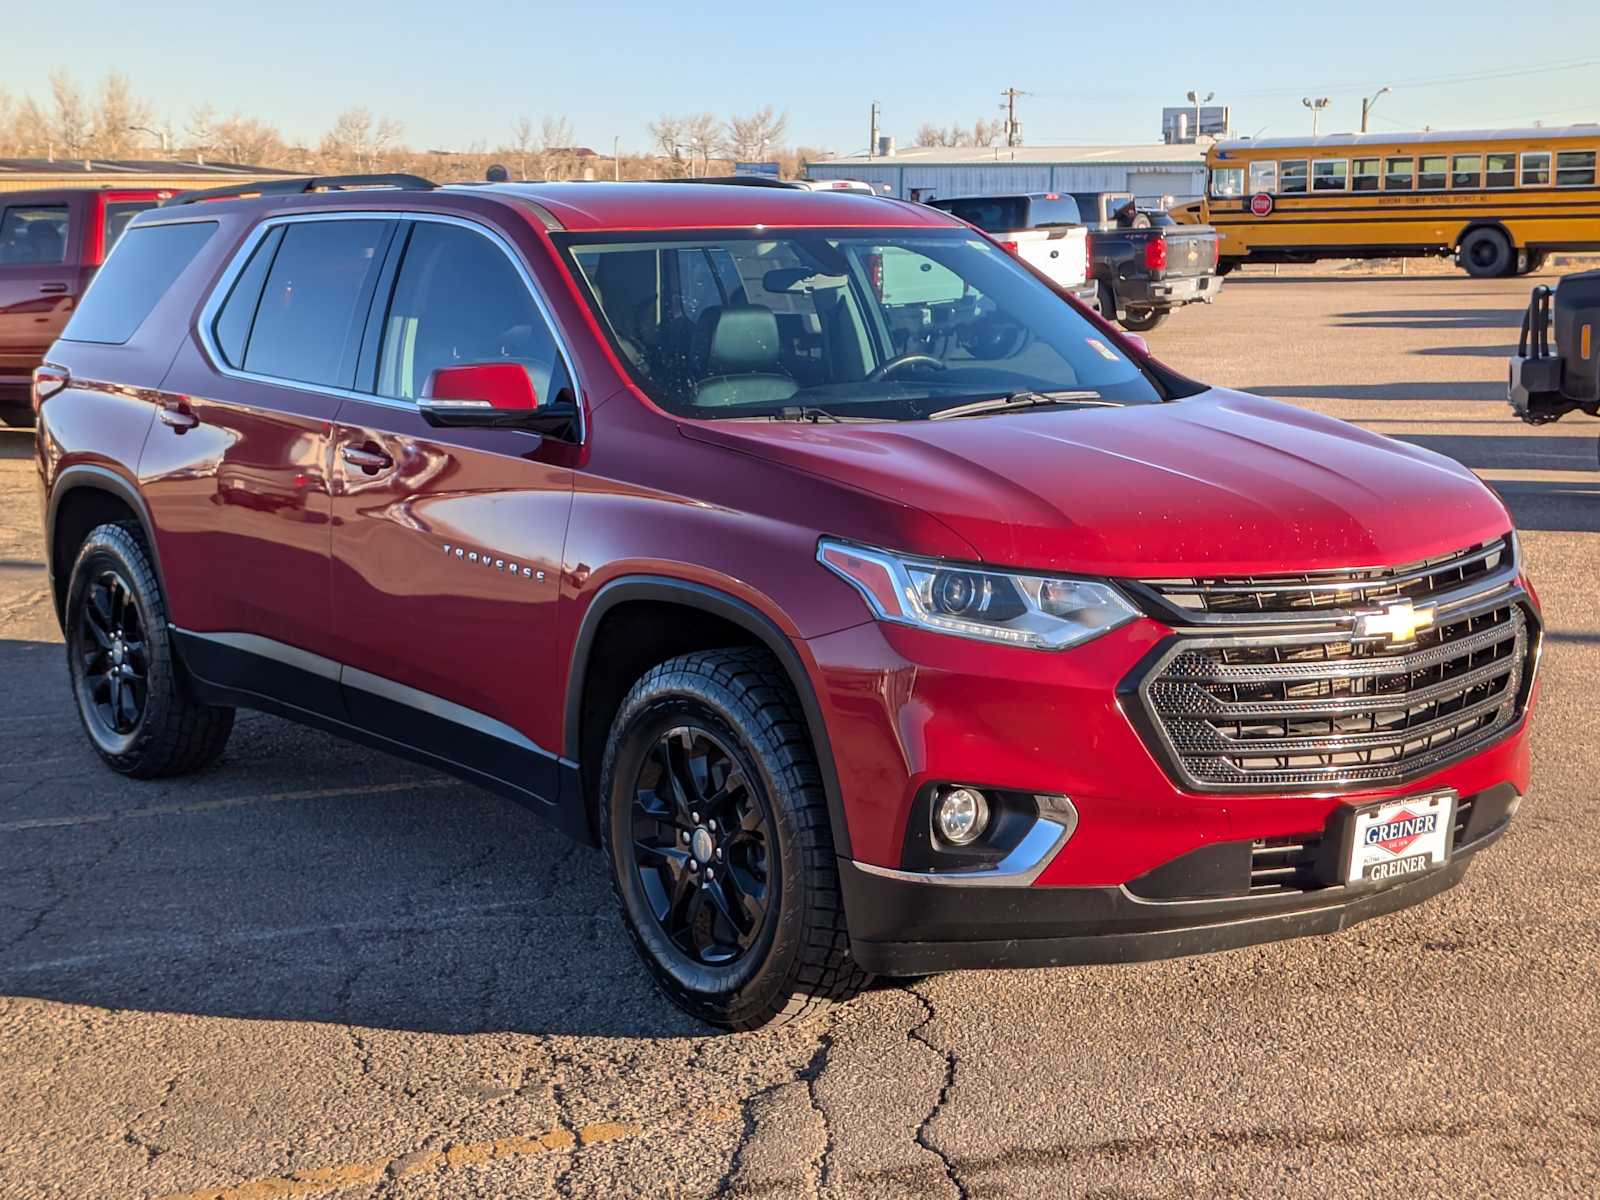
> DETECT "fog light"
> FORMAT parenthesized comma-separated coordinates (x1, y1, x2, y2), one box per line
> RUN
(933, 787, 990, 846)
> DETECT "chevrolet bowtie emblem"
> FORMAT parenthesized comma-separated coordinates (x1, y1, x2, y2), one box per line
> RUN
(1355, 601, 1435, 645)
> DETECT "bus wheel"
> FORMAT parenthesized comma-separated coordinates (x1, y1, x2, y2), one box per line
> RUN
(1518, 251, 1549, 276)
(1459, 228, 1512, 278)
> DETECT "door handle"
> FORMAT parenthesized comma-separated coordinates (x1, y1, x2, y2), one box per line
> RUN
(340, 444, 393, 475)
(39, 283, 69, 294)
(158, 403, 198, 431)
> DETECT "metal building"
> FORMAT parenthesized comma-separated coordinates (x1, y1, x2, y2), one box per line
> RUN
(807, 143, 1207, 207)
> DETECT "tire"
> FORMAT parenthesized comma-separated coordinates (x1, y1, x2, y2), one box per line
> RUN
(1519, 251, 1549, 276)
(1459, 228, 1513, 278)
(64, 523, 234, 777)
(1119, 308, 1169, 332)
(599, 647, 867, 1029)
(1096, 280, 1118, 321)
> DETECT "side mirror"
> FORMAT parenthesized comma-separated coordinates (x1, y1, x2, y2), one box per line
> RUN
(417, 362, 579, 439)
(1122, 333, 1150, 357)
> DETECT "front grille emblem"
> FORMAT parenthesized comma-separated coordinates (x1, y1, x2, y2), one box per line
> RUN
(1354, 601, 1435, 645)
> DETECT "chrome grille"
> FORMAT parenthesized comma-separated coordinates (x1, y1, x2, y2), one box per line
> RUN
(1142, 538, 1512, 620)
(1130, 548, 1535, 792)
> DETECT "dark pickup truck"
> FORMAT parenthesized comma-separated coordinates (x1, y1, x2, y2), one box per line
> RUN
(0, 187, 168, 426)
(1069, 192, 1221, 331)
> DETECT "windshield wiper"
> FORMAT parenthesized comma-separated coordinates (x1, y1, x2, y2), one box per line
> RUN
(771, 406, 846, 423)
(927, 390, 1117, 420)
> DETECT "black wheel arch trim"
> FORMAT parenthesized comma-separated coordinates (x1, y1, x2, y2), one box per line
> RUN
(46, 464, 167, 627)
(565, 575, 853, 859)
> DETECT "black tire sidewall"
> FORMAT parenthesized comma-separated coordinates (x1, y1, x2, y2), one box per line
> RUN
(1461, 228, 1512, 278)
(600, 669, 813, 1026)
(1119, 308, 1168, 332)
(64, 527, 181, 771)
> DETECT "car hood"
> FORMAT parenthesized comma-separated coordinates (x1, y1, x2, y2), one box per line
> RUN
(679, 389, 1513, 578)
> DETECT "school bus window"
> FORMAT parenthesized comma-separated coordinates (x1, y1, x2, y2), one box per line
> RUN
(1485, 153, 1515, 189)
(1384, 157, 1414, 190)
(1210, 167, 1245, 197)
(1312, 160, 1347, 191)
(1280, 160, 1308, 194)
(1521, 152, 1551, 186)
(1418, 156, 1448, 190)
(1248, 160, 1277, 194)
(1351, 158, 1380, 192)
(1450, 155, 1482, 189)
(1556, 150, 1596, 186)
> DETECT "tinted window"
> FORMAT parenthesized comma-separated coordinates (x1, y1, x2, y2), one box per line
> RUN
(1451, 155, 1482, 189)
(930, 197, 1027, 233)
(1557, 150, 1596, 187)
(376, 221, 568, 404)
(1418, 156, 1447, 190)
(1384, 157, 1414, 190)
(1351, 158, 1380, 191)
(212, 226, 284, 367)
(244, 220, 390, 388)
(61, 220, 216, 345)
(1280, 161, 1308, 193)
(0, 204, 69, 265)
(103, 201, 158, 254)
(1521, 152, 1551, 186)
(1027, 195, 1081, 227)
(1312, 160, 1347, 191)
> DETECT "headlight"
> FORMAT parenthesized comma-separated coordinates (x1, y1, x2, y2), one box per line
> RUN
(817, 539, 1139, 650)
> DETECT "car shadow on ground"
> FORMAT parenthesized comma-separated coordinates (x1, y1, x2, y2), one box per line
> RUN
(0, 640, 714, 1038)
(1332, 307, 1527, 331)
(0, 430, 36, 459)
(1243, 381, 1508, 403)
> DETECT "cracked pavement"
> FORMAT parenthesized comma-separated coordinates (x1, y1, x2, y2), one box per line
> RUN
(3, 273, 1599, 1198)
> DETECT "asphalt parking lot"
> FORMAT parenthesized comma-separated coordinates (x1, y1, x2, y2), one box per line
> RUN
(2, 273, 1598, 1200)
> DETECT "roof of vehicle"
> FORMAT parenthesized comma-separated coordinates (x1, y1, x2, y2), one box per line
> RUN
(462, 181, 955, 232)
(1214, 123, 1600, 154)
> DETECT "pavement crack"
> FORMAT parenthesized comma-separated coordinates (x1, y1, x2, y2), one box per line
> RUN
(906, 985, 970, 1200)
(801, 1018, 840, 1195)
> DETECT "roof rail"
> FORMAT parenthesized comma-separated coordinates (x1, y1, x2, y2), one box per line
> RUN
(161, 173, 437, 207)
(647, 175, 804, 189)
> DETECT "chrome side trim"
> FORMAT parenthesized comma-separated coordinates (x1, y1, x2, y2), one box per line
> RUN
(851, 802, 1077, 888)
(173, 627, 569, 764)
(192, 209, 587, 444)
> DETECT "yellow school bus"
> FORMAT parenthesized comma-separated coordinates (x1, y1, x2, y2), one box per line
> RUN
(1178, 123, 1600, 277)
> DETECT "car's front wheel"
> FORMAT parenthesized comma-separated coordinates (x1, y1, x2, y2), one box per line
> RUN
(599, 647, 867, 1029)
(65, 523, 234, 777)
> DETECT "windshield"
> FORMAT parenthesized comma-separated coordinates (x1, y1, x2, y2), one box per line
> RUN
(556, 228, 1162, 421)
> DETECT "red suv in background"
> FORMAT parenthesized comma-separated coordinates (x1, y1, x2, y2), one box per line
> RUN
(34, 177, 1539, 1029)
(0, 188, 169, 425)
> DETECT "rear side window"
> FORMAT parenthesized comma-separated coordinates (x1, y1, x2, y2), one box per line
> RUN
(932, 197, 1027, 233)
(0, 204, 69, 265)
(376, 221, 569, 404)
(61, 220, 216, 345)
(103, 201, 158, 254)
(212, 226, 285, 367)
(242, 220, 391, 388)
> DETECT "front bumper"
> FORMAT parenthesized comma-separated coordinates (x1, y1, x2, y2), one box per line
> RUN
(843, 784, 1515, 975)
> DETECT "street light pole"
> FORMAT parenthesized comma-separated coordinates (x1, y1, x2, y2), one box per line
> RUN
(1301, 97, 1330, 137)
(1361, 86, 1391, 133)
(613, 135, 620, 181)
(1185, 90, 1213, 142)
(128, 124, 169, 153)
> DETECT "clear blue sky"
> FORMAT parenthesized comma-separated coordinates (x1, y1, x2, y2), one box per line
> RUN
(7, 0, 1599, 154)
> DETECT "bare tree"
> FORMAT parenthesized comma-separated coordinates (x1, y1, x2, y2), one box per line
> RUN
(212, 115, 286, 165)
(647, 114, 685, 175)
(87, 72, 152, 158)
(510, 116, 535, 179)
(538, 113, 576, 178)
(46, 71, 92, 158)
(723, 106, 788, 161)
(683, 112, 719, 176)
(321, 106, 402, 173)
(971, 117, 1001, 147)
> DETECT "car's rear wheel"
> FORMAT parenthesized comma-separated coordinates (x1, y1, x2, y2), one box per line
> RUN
(65, 523, 234, 777)
(1096, 281, 1118, 321)
(599, 647, 867, 1029)
(1119, 307, 1169, 332)
(1459, 228, 1513, 278)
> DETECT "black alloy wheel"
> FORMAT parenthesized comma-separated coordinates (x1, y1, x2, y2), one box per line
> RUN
(631, 725, 773, 966)
(76, 568, 149, 739)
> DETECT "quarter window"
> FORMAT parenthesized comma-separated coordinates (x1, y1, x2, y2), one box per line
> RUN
(1351, 158, 1380, 192)
(1279, 160, 1308, 194)
(1418, 156, 1448, 190)
(376, 221, 570, 405)
(1450, 155, 1482, 189)
(0, 204, 69, 265)
(1312, 160, 1348, 191)
(212, 226, 285, 367)
(1557, 150, 1596, 187)
(1485, 153, 1516, 188)
(62, 220, 216, 344)
(1521, 152, 1551, 186)
(243, 219, 392, 389)
(1247, 160, 1277, 194)
(1383, 157, 1414, 190)
(102, 201, 157, 254)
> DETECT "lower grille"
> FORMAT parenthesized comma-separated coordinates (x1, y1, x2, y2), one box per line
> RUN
(1249, 796, 1482, 896)
(1135, 596, 1533, 792)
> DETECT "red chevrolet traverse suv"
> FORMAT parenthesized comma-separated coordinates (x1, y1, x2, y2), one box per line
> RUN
(34, 176, 1540, 1029)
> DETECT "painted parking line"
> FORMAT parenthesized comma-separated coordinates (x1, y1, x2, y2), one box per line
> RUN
(2, 898, 550, 974)
(0, 778, 459, 832)
(155, 1120, 643, 1200)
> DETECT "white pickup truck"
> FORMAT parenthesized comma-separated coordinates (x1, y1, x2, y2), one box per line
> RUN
(926, 193, 1097, 306)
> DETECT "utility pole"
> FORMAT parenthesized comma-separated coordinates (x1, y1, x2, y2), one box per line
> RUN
(1301, 96, 1330, 136)
(869, 100, 880, 158)
(1000, 87, 1027, 147)
(1360, 86, 1391, 133)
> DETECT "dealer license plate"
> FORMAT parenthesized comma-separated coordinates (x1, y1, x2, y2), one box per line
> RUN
(1345, 792, 1455, 884)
